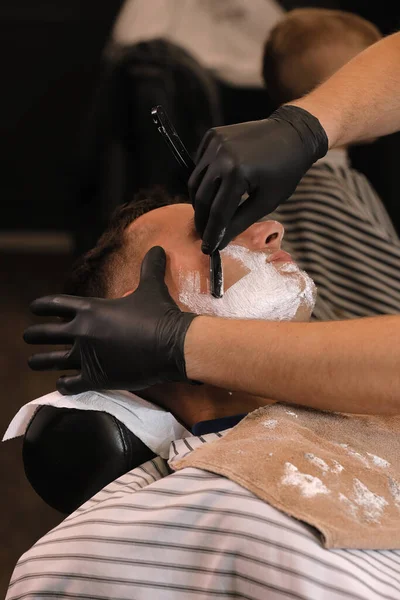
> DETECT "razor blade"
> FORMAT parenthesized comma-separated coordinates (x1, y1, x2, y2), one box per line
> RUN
(210, 249, 223, 298)
(151, 105, 224, 298)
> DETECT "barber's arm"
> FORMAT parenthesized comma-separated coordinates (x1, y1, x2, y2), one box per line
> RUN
(292, 31, 400, 148)
(185, 315, 400, 416)
(191, 31, 400, 254)
(24, 247, 400, 416)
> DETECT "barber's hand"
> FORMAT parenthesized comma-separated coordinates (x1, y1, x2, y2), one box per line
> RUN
(190, 105, 328, 254)
(23, 247, 198, 395)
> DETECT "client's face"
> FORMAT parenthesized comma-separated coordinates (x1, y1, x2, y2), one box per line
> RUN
(128, 204, 316, 321)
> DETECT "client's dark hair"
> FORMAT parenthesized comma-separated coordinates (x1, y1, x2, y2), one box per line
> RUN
(65, 187, 187, 298)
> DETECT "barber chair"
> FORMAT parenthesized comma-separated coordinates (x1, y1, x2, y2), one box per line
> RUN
(22, 406, 156, 514)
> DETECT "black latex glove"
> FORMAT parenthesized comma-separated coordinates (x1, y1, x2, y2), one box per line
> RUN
(190, 105, 329, 254)
(23, 247, 198, 395)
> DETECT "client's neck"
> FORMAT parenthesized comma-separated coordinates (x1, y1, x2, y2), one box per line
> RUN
(141, 382, 274, 429)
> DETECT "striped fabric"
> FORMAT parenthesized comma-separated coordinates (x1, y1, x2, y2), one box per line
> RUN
(269, 150, 400, 321)
(7, 431, 400, 600)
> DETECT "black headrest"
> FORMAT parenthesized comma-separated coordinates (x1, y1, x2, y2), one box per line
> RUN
(23, 406, 156, 514)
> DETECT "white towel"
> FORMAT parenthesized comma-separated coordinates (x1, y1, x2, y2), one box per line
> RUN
(2, 390, 189, 459)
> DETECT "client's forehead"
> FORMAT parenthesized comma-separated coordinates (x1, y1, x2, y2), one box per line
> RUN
(127, 203, 195, 242)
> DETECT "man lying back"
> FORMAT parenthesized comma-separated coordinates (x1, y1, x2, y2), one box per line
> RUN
(62, 187, 314, 427)
(7, 188, 400, 600)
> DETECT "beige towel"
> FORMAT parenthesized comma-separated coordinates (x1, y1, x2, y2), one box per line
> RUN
(173, 404, 400, 549)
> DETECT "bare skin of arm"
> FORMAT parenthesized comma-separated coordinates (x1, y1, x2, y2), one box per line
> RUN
(184, 315, 400, 415)
(290, 31, 400, 148)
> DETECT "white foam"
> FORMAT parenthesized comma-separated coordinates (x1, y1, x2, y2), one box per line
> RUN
(388, 477, 400, 507)
(284, 410, 298, 418)
(367, 453, 390, 469)
(179, 244, 316, 321)
(304, 454, 344, 476)
(304, 453, 330, 473)
(262, 419, 278, 429)
(352, 478, 388, 522)
(281, 462, 330, 498)
(339, 444, 370, 468)
(331, 460, 344, 474)
(339, 493, 359, 520)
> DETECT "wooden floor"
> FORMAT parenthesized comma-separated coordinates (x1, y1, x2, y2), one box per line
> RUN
(1, 251, 74, 596)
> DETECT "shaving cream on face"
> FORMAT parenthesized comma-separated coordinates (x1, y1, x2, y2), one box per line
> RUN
(178, 244, 316, 321)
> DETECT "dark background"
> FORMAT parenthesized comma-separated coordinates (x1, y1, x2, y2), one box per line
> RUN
(1, 1, 123, 594)
(1, 0, 399, 596)
(1, 0, 124, 230)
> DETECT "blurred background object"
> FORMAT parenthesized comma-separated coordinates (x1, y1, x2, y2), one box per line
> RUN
(1, 0, 400, 595)
(73, 38, 222, 253)
(0, 0, 123, 594)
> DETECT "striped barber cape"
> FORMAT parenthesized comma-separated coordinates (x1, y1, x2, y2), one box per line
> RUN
(269, 149, 400, 321)
(7, 429, 400, 600)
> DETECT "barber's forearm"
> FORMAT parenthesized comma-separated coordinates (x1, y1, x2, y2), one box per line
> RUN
(184, 315, 400, 415)
(289, 32, 400, 148)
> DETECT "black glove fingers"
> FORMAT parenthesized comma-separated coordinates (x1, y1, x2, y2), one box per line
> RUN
(193, 173, 223, 244)
(219, 190, 267, 250)
(138, 246, 169, 291)
(188, 163, 208, 210)
(189, 135, 218, 209)
(23, 322, 74, 345)
(57, 374, 87, 396)
(201, 174, 246, 254)
(29, 294, 81, 318)
(28, 347, 80, 371)
(195, 127, 216, 163)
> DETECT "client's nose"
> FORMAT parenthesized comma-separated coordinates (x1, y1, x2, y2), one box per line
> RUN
(235, 220, 284, 252)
